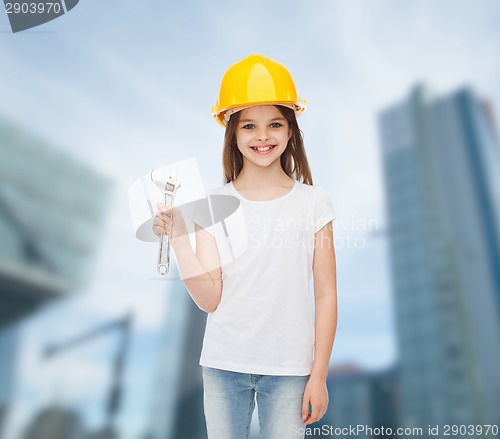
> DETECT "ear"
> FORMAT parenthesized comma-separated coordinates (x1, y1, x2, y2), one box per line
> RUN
(288, 126, 292, 141)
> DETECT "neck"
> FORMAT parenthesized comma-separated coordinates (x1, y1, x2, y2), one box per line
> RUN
(235, 161, 293, 189)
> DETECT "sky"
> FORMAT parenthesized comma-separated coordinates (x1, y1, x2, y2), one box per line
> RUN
(1, 0, 500, 437)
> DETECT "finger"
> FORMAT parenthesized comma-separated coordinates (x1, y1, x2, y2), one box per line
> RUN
(155, 208, 169, 218)
(320, 404, 328, 418)
(306, 405, 321, 425)
(153, 221, 170, 235)
(154, 214, 170, 227)
(153, 221, 168, 232)
(153, 216, 166, 227)
(153, 219, 170, 232)
(154, 212, 172, 223)
(154, 225, 169, 236)
(301, 396, 310, 423)
(154, 210, 173, 223)
(157, 203, 173, 213)
(304, 416, 317, 425)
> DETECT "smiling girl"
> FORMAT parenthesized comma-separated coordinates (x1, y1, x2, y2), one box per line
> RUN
(153, 54, 338, 439)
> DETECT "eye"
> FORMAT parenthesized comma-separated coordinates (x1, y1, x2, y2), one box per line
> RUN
(270, 122, 283, 128)
(242, 124, 255, 130)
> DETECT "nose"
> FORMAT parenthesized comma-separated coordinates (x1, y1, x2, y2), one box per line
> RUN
(257, 128, 270, 142)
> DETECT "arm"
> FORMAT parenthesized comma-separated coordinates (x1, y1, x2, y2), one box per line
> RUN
(154, 204, 222, 313)
(302, 220, 338, 424)
(172, 225, 223, 313)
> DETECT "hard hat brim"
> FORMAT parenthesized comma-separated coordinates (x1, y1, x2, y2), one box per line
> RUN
(213, 100, 306, 127)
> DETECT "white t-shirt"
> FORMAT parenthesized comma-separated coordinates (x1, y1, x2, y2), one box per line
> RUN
(195, 180, 336, 376)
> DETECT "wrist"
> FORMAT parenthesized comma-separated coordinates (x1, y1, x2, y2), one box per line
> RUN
(172, 234, 190, 250)
(309, 369, 328, 382)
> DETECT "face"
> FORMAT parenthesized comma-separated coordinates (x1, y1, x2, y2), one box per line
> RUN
(235, 105, 292, 170)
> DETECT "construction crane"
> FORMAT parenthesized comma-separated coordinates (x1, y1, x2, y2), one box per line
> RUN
(42, 313, 133, 439)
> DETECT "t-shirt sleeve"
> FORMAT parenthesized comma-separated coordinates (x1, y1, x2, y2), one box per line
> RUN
(191, 196, 216, 237)
(191, 189, 222, 236)
(314, 186, 336, 233)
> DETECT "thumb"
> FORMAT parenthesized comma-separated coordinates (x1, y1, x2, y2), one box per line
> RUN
(156, 202, 168, 212)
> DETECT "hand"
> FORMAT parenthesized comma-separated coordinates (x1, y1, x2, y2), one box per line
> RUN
(301, 376, 329, 425)
(152, 202, 188, 241)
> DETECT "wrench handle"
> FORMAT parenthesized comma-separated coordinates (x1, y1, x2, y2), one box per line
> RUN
(157, 226, 171, 275)
(157, 193, 175, 275)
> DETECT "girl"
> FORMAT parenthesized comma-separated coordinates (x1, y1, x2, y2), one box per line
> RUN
(153, 54, 338, 439)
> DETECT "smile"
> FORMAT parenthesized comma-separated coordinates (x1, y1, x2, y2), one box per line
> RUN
(250, 145, 276, 153)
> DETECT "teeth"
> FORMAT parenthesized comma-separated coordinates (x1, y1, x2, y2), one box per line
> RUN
(253, 146, 274, 151)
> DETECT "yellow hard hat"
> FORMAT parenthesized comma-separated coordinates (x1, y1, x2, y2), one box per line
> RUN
(212, 54, 306, 126)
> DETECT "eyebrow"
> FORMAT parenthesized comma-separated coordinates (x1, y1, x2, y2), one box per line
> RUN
(239, 117, 287, 124)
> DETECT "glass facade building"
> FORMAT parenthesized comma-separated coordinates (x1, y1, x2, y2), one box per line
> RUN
(0, 115, 111, 437)
(147, 263, 207, 439)
(0, 116, 111, 326)
(378, 86, 500, 434)
(312, 365, 398, 438)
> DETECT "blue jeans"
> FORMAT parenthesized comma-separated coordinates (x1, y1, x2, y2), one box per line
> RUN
(202, 366, 310, 439)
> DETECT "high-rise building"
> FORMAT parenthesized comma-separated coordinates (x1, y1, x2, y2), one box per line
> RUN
(21, 406, 86, 439)
(0, 115, 111, 437)
(378, 85, 500, 434)
(313, 364, 398, 438)
(0, 116, 111, 323)
(147, 263, 207, 439)
(0, 326, 18, 437)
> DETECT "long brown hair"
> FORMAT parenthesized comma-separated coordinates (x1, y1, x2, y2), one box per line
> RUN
(222, 105, 313, 185)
